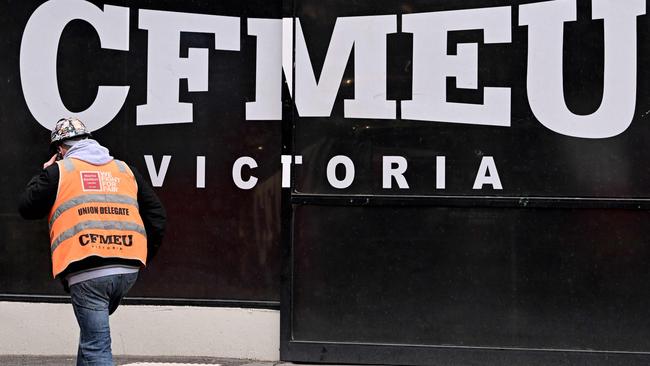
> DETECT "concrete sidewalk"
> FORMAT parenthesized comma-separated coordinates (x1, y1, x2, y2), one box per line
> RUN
(0, 356, 303, 366)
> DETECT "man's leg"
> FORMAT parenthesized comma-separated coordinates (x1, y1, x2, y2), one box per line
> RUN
(70, 272, 139, 365)
(70, 276, 114, 366)
(108, 272, 138, 315)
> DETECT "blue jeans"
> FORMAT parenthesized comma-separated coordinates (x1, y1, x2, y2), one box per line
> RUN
(70, 272, 138, 366)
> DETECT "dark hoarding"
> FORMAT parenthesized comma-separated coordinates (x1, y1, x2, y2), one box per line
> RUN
(1, 0, 284, 307)
(5, 0, 650, 364)
(287, 0, 650, 197)
(282, 0, 650, 365)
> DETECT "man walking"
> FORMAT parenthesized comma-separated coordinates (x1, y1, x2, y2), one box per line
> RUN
(19, 117, 166, 365)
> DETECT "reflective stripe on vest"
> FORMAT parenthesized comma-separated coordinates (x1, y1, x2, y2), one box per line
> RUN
(114, 160, 127, 173)
(62, 158, 74, 172)
(51, 220, 147, 254)
(48, 158, 147, 277)
(49, 194, 139, 229)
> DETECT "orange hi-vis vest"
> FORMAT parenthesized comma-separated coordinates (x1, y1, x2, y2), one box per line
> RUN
(48, 158, 147, 278)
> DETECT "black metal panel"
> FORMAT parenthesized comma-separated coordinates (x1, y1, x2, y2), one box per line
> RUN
(291, 205, 650, 351)
(282, 0, 650, 364)
(283, 341, 650, 366)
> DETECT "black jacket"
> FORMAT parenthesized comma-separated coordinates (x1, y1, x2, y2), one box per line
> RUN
(19, 161, 167, 282)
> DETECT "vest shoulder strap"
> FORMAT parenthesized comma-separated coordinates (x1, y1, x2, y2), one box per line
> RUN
(114, 159, 127, 173)
(61, 158, 75, 173)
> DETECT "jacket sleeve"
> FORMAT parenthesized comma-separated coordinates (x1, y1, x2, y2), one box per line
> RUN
(130, 165, 167, 263)
(18, 164, 59, 220)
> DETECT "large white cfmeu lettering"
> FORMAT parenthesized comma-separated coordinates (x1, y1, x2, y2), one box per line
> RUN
(520, 0, 645, 138)
(20, 0, 130, 131)
(402, 6, 511, 126)
(289, 16, 397, 119)
(20, 0, 646, 138)
(137, 9, 240, 125)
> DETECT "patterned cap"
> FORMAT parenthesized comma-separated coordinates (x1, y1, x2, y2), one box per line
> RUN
(51, 117, 91, 145)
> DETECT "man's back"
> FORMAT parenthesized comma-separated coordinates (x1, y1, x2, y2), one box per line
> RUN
(19, 118, 166, 365)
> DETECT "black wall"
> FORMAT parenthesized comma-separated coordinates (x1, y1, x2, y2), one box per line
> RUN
(1, 0, 283, 306)
(5, 0, 650, 364)
(283, 0, 650, 364)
